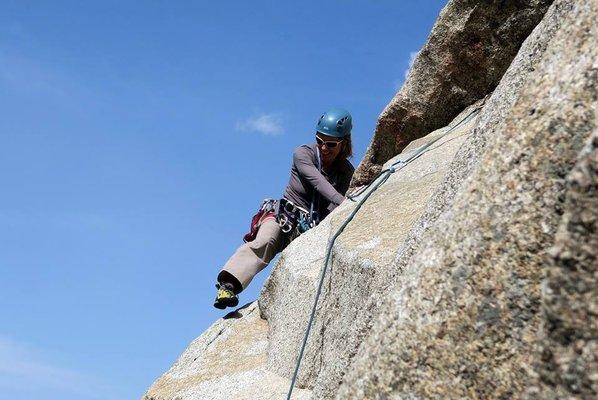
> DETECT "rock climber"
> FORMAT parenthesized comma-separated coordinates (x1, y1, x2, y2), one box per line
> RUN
(213, 108, 356, 309)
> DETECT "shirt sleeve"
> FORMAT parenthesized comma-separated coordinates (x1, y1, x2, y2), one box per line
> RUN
(293, 146, 345, 205)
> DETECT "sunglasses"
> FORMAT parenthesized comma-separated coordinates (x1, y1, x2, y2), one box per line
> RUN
(316, 136, 343, 148)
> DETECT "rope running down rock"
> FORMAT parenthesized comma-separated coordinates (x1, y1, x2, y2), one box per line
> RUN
(286, 105, 482, 399)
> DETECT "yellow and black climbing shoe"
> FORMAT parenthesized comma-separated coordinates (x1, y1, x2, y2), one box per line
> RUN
(213, 282, 239, 309)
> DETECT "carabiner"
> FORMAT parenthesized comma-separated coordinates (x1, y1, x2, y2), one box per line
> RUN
(278, 214, 292, 233)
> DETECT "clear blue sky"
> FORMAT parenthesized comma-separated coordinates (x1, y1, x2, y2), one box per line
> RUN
(0, 1, 446, 399)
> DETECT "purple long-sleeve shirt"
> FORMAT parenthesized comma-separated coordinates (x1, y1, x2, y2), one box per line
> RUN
(283, 144, 354, 219)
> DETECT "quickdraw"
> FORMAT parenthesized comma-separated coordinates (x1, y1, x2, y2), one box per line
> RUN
(297, 212, 315, 234)
(276, 198, 314, 234)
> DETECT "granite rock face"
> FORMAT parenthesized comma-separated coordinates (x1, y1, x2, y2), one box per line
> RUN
(142, 303, 311, 400)
(143, 1, 595, 398)
(351, 0, 552, 187)
(263, 1, 576, 397)
(259, 101, 484, 395)
(337, 0, 596, 397)
(527, 133, 597, 399)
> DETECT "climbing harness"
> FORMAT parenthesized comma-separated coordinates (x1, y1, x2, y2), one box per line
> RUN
(244, 197, 317, 241)
(276, 198, 310, 233)
(286, 106, 482, 399)
(276, 197, 319, 234)
(245, 149, 323, 242)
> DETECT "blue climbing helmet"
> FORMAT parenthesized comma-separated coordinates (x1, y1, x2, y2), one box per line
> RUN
(316, 108, 352, 138)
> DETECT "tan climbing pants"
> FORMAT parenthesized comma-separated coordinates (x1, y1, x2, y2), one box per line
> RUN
(221, 217, 287, 289)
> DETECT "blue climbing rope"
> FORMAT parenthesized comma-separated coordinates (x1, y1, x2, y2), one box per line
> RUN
(286, 106, 481, 399)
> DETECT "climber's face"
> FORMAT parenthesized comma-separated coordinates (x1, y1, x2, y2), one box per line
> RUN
(316, 133, 343, 164)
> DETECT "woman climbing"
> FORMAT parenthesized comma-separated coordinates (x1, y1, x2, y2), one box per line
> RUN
(213, 108, 355, 309)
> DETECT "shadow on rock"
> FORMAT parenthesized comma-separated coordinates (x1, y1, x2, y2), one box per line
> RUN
(223, 302, 254, 319)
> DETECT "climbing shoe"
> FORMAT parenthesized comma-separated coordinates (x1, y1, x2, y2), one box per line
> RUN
(213, 282, 239, 309)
